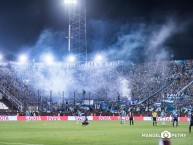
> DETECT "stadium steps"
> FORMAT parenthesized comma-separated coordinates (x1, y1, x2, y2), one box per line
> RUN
(0, 97, 18, 110)
(137, 79, 175, 104)
(177, 79, 193, 95)
(0, 85, 22, 111)
(0, 101, 9, 110)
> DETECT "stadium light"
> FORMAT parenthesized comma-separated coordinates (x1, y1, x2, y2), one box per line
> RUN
(94, 54, 103, 62)
(43, 54, 55, 64)
(67, 54, 76, 62)
(64, 0, 76, 4)
(18, 54, 28, 63)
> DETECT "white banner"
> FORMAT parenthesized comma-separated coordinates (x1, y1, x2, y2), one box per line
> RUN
(143, 117, 152, 121)
(26, 116, 42, 121)
(83, 100, 93, 105)
(68, 116, 93, 121)
(144, 117, 173, 121)
(157, 117, 173, 121)
(0, 116, 17, 121)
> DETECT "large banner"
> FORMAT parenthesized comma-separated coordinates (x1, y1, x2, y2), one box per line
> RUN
(0, 116, 188, 122)
(17, 116, 68, 121)
(93, 116, 143, 121)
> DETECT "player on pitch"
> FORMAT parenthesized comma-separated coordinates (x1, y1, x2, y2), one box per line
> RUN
(152, 111, 158, 126)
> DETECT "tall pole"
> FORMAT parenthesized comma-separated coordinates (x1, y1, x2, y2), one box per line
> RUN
(89, 92, 90, 106)
(148, 98, 150, 115)
(38, 90, 40, 111)
(74, 91, 76, 109)
(50, 90, 52, 111)
(163, 94, 166, 111)
(12, 100, 13, 111)
(65, 0, 87, 62)
(40, 95, 42, 112)
(66, 1, 73, 53)
(62, 91, 64, 106)
(68, 25, 71, 52)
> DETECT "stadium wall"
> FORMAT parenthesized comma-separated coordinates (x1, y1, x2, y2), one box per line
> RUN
(0, 116, 188, 121)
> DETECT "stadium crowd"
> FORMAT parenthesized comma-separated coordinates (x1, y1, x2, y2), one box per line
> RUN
(0, 59, 193, 116)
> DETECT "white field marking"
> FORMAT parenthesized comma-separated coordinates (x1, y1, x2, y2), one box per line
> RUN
(0, 142, 44, 145)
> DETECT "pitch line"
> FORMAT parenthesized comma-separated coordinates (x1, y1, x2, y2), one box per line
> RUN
(0, 142, 44, 145)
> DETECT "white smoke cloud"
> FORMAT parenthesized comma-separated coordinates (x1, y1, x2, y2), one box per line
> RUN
(118, 77, 131, 99)
(145, 20, 177, 61)
(105, 27, 147, 62)
(24, 29, 67, 61)
(101, 18, 185, 62)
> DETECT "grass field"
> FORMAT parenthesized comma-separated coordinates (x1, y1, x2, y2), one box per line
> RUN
(0, 120, 192, 145)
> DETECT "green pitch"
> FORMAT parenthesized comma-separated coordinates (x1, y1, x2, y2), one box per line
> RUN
(0, 121, 192, 145)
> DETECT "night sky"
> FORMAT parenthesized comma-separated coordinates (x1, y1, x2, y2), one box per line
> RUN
(0, 0, 193, 62)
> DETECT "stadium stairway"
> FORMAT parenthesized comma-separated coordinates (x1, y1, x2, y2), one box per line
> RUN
(0, 85, 22, 111)
(177, 79, 193, 95)
(0, 102, 9, 110)
(137, 78, 175, 104)
(0, 97, 18, 111)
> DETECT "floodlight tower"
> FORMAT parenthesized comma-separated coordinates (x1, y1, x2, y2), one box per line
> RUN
(65, 0, 87, 63)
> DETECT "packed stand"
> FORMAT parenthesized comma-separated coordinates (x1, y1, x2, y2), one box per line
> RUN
(0, 59, 193, 116)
